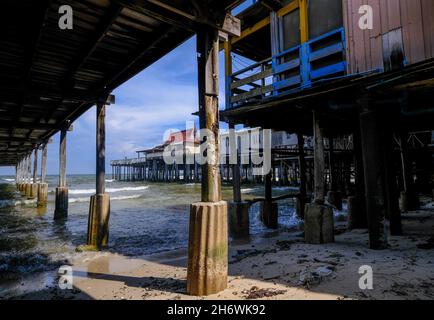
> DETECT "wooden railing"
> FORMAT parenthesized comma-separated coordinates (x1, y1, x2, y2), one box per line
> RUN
(228, 28, 346, 109)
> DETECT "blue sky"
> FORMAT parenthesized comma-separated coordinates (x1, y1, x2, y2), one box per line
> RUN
(0, 1, 255, 176)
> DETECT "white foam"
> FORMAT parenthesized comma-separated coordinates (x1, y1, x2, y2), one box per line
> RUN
(105, 179, 115, 183)
(2, 178, 15, 182)
(69, 194, 142, 203)
(69, 186, 149, 195)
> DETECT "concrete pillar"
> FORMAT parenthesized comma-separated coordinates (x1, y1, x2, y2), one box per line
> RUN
(187, 28, 227, 296)
(305, 110, 334, 244)
(87, 102, 110, 249)
(359, 102, 388, 249)
(54, 127, 69, 220)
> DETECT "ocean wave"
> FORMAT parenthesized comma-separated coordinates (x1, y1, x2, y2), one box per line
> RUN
(69, 194, 142, 203)
(69, 186, 149, 195)
(2, 178, 15, 182)
(105, 179, 115, 183)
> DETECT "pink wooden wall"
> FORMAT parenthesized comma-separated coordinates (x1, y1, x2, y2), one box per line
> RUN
(343, 0, 434, 74)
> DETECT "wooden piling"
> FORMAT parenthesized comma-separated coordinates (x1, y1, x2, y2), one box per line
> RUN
(296, 133, 308, 218)
(399, 131, 420, 211)
(305, 110, 334, 244)
(87, 102, 110, 249)
(348, 128, 368, 229)
(326, 136, 343, 210)
(187, 27, 227, 296)
(54, 127, 68, 219)
(359, 102, 388, 249)
(383, 128, 402, 235)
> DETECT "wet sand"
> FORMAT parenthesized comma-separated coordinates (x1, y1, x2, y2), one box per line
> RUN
(11, 208, 434, 300)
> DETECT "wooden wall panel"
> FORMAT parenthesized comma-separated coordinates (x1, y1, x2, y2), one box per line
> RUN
(343, 0, 434, 74)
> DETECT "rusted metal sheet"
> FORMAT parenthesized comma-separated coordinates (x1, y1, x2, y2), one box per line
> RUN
(343, 0, 434, 74)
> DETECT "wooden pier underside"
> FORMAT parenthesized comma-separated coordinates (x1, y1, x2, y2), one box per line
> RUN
(0, 0, 242, 166)
(222, 58, 434, 135)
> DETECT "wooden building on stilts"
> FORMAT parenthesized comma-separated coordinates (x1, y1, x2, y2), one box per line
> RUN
(221, 0, 434, 251)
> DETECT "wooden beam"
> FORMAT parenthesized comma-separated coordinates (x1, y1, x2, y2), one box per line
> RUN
(231, 16, 270, 45)
(224, 40, 232, 109)
(277, 0, 299, 17)
(61, 4, 123, 87)
(0, 85, 100, 102)
(299, 0, 309, 43)
(113, 0, 195, 31)
(104, 25, 176, 90)
(11, 0, 52, 138)
(0, 120, 57, 130)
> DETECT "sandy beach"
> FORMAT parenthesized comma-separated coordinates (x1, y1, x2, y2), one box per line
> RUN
(12, 207, 434, 300)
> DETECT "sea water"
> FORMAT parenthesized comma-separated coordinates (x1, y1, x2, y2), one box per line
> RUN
(0, 174, 302, 298)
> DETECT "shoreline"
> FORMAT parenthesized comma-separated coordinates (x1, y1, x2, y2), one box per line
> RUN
(8, 209, 434, 300)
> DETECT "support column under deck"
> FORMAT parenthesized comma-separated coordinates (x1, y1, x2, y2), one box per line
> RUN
(38, 143, 48, 208)
(87, 102, 110, 249)
(305, 110, 334, 244)
(359, 102, 388, 249)
(187, 28, 227, 296)
(54, 127, 69, 220)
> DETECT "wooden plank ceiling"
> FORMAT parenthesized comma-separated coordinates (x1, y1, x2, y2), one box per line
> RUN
(0, 0, 241, 165)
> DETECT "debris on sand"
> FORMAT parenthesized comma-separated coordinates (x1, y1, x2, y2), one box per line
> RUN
(229, 249, 276, 264)
(242, 286, 287, 300)
(297, 266, 336, 288)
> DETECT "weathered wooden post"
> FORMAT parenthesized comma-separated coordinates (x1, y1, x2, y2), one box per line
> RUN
(187, 27, 228, 296)
(28, 148, 39, 199)
(383, 128, 402, 235)
(25, 153, 32, 198)
(326, 136, 342, 210)
(228, 121, 250, 238)
(348, 128, 368, 229)
(359, 100, 388, 249)
(18, 157, 25, 193)
(261, 168, 278, 229)
(296, 133, 308, 218)
(87, 98, 112, 249)
(54, 125, 69, 220)
(37, 143, 49, 207)
(16, 159, 21, 190)
(398, 131, 420, 211)
(305, 110, 334, 244)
